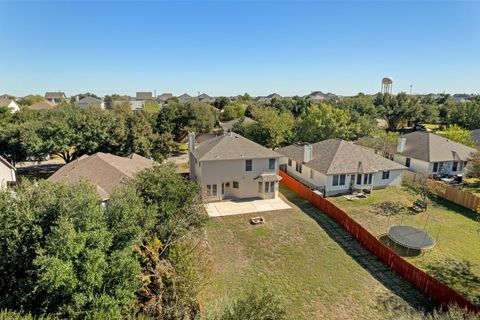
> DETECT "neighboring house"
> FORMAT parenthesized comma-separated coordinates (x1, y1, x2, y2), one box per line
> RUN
(0, 97, 20, 113)
(471, 129, 480, 147)
(45, 92, 66, 104)
(0, 156, 16, 190)
(136, 92, 153, 101)
(48, 152, 154, 202)
(305, 91, 337, 104)
(198, 93, 214, 103)
(277, 139, 406, 197)
(156, 93, 173, 104)
(28, 100, 56, 110)
(76, 96, 105, 109)
(393, 131, 477, 176)
(188, 132, 282, 202)
(0, 94, 16, 100)
(178, 93, 194, 103)
(254, 93, 282, 103)
(130, 100, 145, 111)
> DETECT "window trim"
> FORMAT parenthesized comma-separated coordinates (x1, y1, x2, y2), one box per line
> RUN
(245, 159, 253, 172)
(269, 158, 276, 170)
(382, 171, 390, 180)
(356, 174, 362, 185)
(405, 158, 411, 168)
(288, 159, 292, 167)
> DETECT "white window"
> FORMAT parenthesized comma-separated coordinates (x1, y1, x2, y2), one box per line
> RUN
(382, 171, 390, 180)
(233, 181, 239, 188)
(333, 174, 346, 186)
(207, 184, 217, 197)
(258, 182, 263, 193)
(288, 159, 292, 167)
(363, 173, 373, 184)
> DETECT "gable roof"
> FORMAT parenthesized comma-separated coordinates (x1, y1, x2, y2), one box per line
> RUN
(136, 92, 153, 100)
(76, 96, 103, 107)
(471, 129, 480, 147)
(45, 92, 66, 99)
(48, 152, 154, 201)
(191, 132, 280, 161)
(399, 131, 477, 162)
(0, 156, 15, 170)
(157, 93, 173, 101)
(0, 97, 16, 107)
(29, 100, 56, 110)
(277, 139, 406, 175)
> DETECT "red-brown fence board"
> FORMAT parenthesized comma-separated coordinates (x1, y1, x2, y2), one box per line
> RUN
(279, 170, 478, 312)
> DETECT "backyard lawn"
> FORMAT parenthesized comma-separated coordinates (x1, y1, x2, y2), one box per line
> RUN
(329, 187, 480, 307)
(200, 186, 432, 319)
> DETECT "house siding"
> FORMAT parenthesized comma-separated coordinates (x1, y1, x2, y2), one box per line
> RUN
(280, 156, 404, 197)
(192, 156, 280, 202)
(394, 155, 468, 175)
(0, 163, 15, 190)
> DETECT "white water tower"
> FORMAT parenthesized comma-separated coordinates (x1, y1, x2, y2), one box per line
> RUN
(381, 77, 393, 94)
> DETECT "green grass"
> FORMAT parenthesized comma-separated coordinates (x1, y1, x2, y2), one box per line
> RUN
(329, 187, 480, 306)
(424, 124, 441, 130)
(201, 186, 432, 319)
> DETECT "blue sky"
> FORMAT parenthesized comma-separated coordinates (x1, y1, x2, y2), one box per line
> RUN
(0, 1, 479, 97)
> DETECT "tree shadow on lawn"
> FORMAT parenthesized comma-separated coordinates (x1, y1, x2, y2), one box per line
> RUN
(426, 259, 480, 307)
(292, 200, 434, 313)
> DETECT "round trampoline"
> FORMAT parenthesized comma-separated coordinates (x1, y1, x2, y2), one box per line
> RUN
(387, 225, 435, 250)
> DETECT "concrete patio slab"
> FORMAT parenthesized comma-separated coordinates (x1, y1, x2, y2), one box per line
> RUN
(205, 198, 291, 217)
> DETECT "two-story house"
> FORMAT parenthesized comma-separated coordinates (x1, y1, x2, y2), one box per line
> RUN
(45, 91, 66, 104)
(393, 131, 477, 176)
(188, 132, 281, 202)
(277, 139, 406, 197)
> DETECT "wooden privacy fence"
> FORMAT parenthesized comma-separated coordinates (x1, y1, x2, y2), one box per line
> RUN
(403, 171, 480, 212)
(279, 170, 479, 313)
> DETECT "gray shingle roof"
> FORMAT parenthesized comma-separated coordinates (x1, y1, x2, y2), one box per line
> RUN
(277, 139, 406, 175)
(399, 131, 477, 162)
(45, 92, 65, 99)
(192, 132, 280, 161)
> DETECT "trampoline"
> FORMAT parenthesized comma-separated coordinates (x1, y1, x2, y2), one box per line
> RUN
(387, 225, 436, 250)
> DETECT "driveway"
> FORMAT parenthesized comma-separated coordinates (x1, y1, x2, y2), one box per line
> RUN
(205, 198, 291, 217)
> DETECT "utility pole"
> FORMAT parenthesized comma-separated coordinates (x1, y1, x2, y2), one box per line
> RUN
(409, 85, 412, 96)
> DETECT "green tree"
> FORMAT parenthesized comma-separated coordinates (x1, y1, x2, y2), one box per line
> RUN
(374, 92, 417, 131)
(296, 104, 353, 143)
(17, 95, 44, 107)
(221, 103, 246, 121)
(156, 102, 218, 141)
(356, 130, 399, 157)
(0, 181, 146, 318)
(436, 124, 476, 147)
(213, 96, 230, 110)
(143, 101, 161, 114)
(234, 107, 295, 148)
(449, 99, 480, 130)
